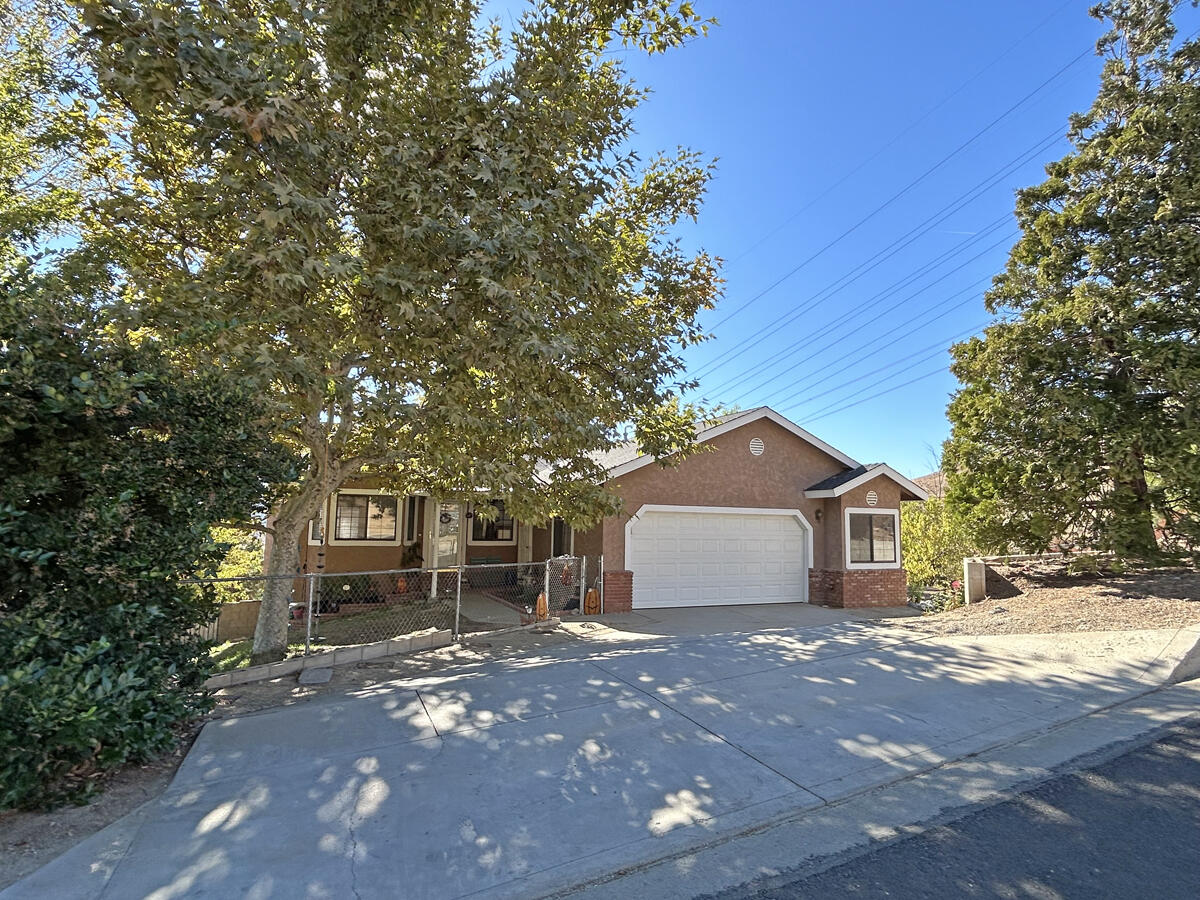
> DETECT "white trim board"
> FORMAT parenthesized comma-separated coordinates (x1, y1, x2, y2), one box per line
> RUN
(623, 504, 815, 573)
(844, 506, 902, 570)
(805, 463, 930, 501)
(605, 408, 859, 480)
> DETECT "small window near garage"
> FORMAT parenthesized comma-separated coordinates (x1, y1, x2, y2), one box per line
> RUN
(404, 496, 422, 544)
(335, 493, 398, 541)
(470, 500, 515, 543)
(848, 512, 896, 564)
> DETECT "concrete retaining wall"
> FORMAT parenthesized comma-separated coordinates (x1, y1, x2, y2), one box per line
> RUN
(204, 628, 453, 690)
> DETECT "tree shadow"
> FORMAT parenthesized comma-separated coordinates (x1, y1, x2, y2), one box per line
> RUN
(66, 620, 1186, 900)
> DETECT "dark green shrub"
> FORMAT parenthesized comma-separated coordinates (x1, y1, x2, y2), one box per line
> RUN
(0, 289, 294, 808)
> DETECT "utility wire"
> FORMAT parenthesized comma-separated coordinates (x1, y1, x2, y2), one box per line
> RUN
(752, 279, 995, 409)
(692, 127, 1063, 381)
(705, 42, 1096, 331)
(778, 322, 988, 418)
(723, 0, 1075, 268)
(712, 224, 1016, 400)
(792, 365, 952, 425)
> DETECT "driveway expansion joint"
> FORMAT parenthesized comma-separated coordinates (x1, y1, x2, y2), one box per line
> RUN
(585, 658, 825, 801)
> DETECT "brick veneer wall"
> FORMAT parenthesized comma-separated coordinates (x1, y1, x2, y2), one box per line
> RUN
(809, 568, 907, 608)
(603, 570, 633, 613)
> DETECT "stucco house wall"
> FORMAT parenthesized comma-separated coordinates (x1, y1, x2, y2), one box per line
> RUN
(600, 418, 845, 572)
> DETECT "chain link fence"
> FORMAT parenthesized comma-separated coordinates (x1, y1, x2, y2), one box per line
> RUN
(194, 557, 597, 672)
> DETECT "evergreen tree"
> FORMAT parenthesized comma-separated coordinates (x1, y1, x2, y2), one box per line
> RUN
(945, 1, 1200, 559)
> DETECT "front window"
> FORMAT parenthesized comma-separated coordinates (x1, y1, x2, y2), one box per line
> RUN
(848, 513, 896, 564)
(334, 493, 398, 541)
(471, 500, 514, 543)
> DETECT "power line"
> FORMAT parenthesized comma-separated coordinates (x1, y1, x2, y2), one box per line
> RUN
(723, 0, 1075, 268)
(789, 364, 953, 425)
(691, 127, 1063, 382)
(753, 284, 995, 409)
(705, 42, 1095, 331)
(778, 322, 987, 419)
(711, 224, 1016, 400)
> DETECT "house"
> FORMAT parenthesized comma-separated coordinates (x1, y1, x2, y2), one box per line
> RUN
(292, 407, 928, 610)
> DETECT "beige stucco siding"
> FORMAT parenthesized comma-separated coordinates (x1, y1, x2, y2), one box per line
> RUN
(826, 477, 903, 570)
(601, 418, 848, 571)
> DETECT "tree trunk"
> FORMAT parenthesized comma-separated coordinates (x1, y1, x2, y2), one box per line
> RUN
(250, 515, 305, 666)
(249, 472, 332, 665)
(1116, 469, 1159, 559)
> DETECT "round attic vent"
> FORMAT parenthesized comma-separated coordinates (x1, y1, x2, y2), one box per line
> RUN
(866, 490, 879, 507)
(749, 437, 765, 456)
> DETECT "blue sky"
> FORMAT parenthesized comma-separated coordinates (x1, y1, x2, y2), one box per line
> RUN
(490, 2, 1195, 476)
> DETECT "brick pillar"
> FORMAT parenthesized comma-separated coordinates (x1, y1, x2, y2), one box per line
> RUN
(603, 570, 633, 613)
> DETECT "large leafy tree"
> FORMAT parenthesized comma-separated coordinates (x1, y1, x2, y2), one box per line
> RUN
(945, 0, 1200, 559)
(75, 0, 722, 662)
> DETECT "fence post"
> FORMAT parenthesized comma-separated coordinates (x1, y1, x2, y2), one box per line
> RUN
(543, 558, 551, 612)
(454, 566, 462, 640)
(304, 573, 316, 655)
(579, 556, 587, 611)
(963, 557, 986, 605)
(599, 554, 604, 614)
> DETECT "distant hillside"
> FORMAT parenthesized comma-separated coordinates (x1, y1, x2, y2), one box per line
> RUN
(914, 471, 945, 498)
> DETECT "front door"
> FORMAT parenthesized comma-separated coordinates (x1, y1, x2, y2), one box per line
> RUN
(432, 502, 463, 568)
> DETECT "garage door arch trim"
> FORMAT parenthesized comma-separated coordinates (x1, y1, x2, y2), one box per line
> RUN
(624, 505, 815, 607)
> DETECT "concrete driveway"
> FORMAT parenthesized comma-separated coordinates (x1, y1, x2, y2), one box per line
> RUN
(7, 606, 1196, 900)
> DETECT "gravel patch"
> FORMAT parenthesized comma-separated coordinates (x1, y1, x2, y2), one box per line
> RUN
(903, 563, 1200, 637)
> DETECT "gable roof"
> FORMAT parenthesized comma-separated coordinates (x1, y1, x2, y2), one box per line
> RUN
(603, 407, 859, 480)
(804, 462, 929, 501)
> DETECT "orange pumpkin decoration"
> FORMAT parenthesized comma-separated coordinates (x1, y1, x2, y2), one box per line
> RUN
(584, 588, 600, 616)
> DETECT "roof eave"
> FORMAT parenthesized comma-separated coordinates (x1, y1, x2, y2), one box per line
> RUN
(803, 464, 930, 502)
(604, 407, 859, 480)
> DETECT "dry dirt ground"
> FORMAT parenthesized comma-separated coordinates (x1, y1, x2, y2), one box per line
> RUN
(898, 562, 1200, 636)
(5, 568, 1199, 890)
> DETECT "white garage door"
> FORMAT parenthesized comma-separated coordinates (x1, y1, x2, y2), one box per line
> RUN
(627, 508, 810, 609)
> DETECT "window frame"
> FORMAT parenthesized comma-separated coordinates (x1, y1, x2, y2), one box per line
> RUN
(467, 499, 517, 546)
(329, 489, 403, 546)
(844, 507, 901, 569)
(307, 497, 329, 546)
(403, 495, 422, 545)
(550, 517, 574, 557)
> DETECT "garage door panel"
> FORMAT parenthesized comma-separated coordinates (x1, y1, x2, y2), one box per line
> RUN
(630, 510, 809, 609)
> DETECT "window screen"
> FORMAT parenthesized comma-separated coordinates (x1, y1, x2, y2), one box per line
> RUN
(334, 494, 398, 541)
(849, 513, 896, 564)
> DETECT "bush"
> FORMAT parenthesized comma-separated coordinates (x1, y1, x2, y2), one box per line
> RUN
(0, 599, 211, 808)
(901, 497, 977, 595)
(0, 289, 295, 808)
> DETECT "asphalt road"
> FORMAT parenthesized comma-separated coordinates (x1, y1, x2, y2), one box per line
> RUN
(712, 722, 1200, 900)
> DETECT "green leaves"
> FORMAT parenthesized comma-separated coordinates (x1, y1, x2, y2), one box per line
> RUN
(0, 274, 297, 806)
(71, 0, 722, 659)
(945, 1, 1200, 561)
